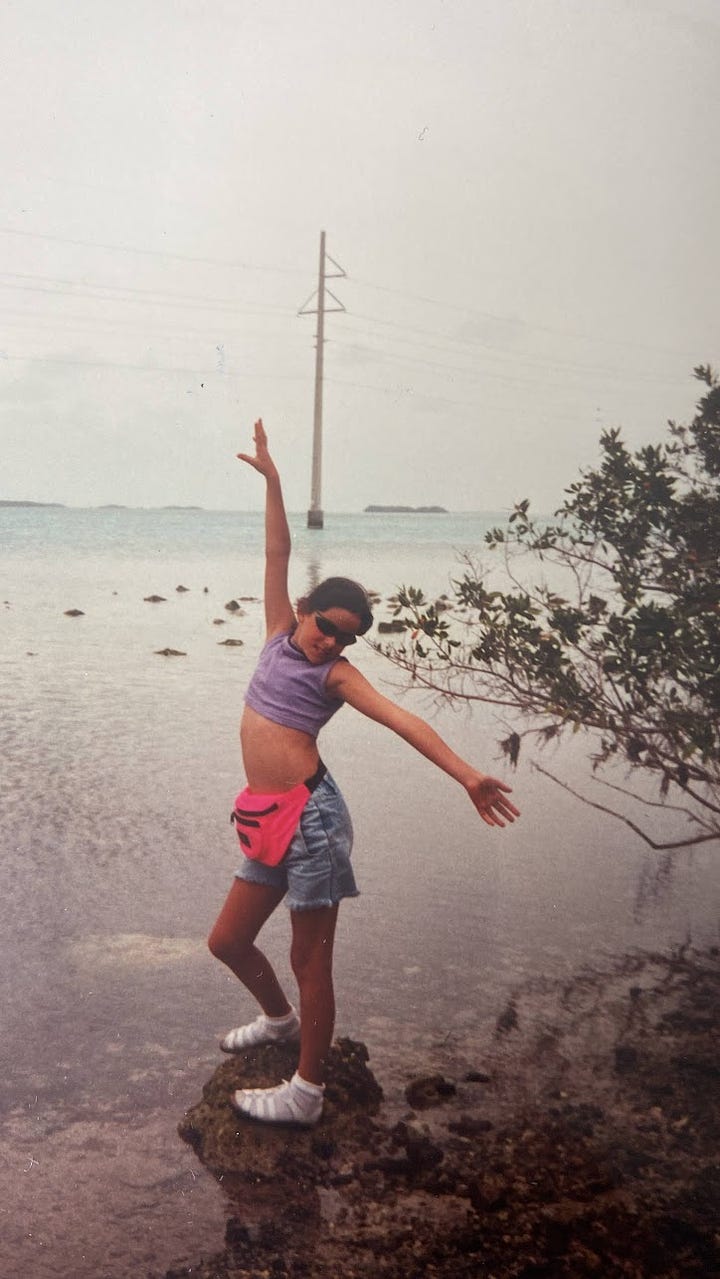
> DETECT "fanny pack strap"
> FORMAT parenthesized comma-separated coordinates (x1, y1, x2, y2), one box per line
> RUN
(304, 760, 327, 793)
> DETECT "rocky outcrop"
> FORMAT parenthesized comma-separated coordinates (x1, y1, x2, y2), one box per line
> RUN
(170, 950, 720, 1279)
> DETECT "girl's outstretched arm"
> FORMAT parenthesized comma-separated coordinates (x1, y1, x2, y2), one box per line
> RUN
(329, 663, 520, 829)
(237, 419, 295, 637)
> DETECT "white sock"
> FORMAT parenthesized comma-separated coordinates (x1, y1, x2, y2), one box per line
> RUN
(266, 1010, 298, 1026)
(232, 1070, 324, 1125)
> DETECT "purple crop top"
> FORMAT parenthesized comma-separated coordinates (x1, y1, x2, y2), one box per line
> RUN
(244, 631, 347, 737)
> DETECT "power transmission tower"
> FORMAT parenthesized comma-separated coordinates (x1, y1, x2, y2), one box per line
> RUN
(298, 231, 346, 529)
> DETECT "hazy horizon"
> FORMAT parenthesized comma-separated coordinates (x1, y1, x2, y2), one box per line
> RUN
(3, 0, 719, 514)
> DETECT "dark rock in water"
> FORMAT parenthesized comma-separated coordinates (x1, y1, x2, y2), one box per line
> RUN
(465, 1070, 492, 1084)
(448, 1114, 493, 1138)
(155, 647, 187, 657)
(64, 608, 85, 617)
(614, 1043, 640, 1074)
(217, 638, 244, 647)
(144, 594, 166, 603)
(405, 1074, 457, 1109)
(176, 584, 190, 592)
(212, 618, 226, 625)
(224, 600, 244, 613)
(495, 998, 519, 1034)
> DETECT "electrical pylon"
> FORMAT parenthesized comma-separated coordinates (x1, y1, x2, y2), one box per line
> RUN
(298, 231, 346, 529)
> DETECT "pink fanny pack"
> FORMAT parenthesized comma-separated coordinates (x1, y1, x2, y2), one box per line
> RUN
(231, 762, 326, 866)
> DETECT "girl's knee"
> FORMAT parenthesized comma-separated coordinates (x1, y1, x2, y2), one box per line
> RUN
(207, 925, 227, 962)
(208, 924, 250, 965)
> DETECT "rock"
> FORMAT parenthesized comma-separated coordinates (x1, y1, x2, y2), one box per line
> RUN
(495, 998, 519, 1034)
(212, 618, 226, 625)
(614, 1044, 639, 1074)
(178, 1037, 382, 1180)
(175, 584, 190, 592)
(448, 1115, 493, 1138)
(468, 1172, 509, 1211)
(389, 1120, 444, 1172)
(155, 648, 187, 657)
(64, 608, 85, 617)
(224, 600, 243, 613)
(217, 638, 244, 647)
(144, 594, 166, 603)
(405, 1074, 457, 1110)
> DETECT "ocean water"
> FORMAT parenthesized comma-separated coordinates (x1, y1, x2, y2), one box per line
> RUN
(1, 505, 717, 1278)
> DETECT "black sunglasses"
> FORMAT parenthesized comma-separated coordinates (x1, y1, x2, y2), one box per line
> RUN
(314, 613, 358, 646)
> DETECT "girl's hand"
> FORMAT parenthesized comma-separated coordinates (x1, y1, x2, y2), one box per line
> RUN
(236, 418, 278, 479)
(466, 774, 520, 828)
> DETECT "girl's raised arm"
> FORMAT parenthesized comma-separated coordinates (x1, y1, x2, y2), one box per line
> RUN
(237, 419, 296, 637)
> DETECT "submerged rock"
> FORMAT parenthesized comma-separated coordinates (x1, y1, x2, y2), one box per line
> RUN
(217, 638, 244, 647)
(144, 594, 166, 603)
(64, 608, 85, 617)
(405, 1074, 457, 1109)
(155, 647, 186, 657)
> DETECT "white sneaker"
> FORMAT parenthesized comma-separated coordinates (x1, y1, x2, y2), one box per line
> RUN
(220, 1007, 300, 1054)
(231, 1072, 324, 1127)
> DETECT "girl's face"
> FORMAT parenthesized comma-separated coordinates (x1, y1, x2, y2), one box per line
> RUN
(294, 606, 362, 663)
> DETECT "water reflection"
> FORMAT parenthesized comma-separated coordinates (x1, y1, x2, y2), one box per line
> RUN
(305, 556, 322, 593)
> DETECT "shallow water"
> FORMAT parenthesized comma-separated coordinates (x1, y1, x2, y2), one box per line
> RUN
(1, 507, 717, 1277)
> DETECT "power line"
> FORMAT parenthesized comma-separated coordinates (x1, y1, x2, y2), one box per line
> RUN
(0, 225, 308, 275)
(0, 349, 311, 382)
(350, 276, 703, 361)
(0, 270, 295, 316)
(329, 335, 691, 390)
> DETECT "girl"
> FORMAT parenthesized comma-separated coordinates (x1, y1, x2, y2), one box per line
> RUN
(208, 420, 520, 1126)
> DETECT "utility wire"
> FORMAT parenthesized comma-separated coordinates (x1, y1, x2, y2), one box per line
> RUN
(0, 225, 307, 275)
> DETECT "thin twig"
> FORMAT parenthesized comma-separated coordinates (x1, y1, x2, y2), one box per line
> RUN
(533, 762, 720, 851)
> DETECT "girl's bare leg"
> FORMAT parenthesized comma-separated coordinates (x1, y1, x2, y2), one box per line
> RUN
(290, 904, 339, 1084)
(208, 879, 290, 1017)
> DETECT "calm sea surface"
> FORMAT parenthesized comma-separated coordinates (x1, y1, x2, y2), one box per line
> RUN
(1, 506, 717, 1277)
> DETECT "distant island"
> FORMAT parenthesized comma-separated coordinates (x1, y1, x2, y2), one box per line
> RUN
(364, 504, 448, 514)
(0, 500, 65, 508)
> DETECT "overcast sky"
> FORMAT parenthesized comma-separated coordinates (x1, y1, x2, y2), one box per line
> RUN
(2, 0, 719, 513)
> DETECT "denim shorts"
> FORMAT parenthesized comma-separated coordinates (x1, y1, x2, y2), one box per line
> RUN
(235, 772, 359, 911)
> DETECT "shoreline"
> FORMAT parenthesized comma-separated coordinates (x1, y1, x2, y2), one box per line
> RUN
(167, 945, 719, 1278)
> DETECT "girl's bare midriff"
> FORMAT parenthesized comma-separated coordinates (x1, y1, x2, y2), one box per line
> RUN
(240, 705, 320, 792)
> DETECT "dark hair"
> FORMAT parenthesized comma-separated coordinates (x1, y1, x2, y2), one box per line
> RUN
(298, 577, 373, 635)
